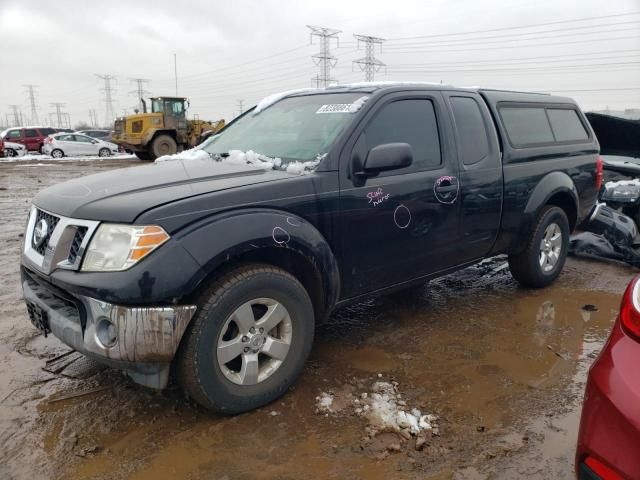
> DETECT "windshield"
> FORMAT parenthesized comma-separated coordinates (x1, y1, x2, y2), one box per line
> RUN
(202, 92, 368, 163)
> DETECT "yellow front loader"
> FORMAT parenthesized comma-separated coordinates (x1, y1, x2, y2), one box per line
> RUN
(112, 97, 225, 160)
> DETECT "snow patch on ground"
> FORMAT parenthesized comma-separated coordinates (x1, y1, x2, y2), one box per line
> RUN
(315, 379, 438, 440)
(0, 153, 136, 163)
(253, 88, 319, 114)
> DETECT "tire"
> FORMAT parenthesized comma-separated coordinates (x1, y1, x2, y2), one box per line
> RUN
(508, 206, 570, 288)
(51, 149, 63, 159)
(5, 149, 16, 157)
(177, 264, 315, 414)
(98, 148, 111, 157)
(134, 151, 154, 161)
(150, 135, 177, 159)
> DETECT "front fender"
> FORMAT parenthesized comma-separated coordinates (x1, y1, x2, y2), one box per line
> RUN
(178, 208, 340, 312)
(142, 128, 160, 146)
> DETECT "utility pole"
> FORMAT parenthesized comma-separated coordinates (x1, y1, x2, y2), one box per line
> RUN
(237, 99, 244, 116)
(96, 74, 116, 128)
(307, 25, 341, 87)
(9, 105, 20, 126)
(174, 53, 178, 96)
(49, 103, 66, 127)
(24, 84, 39, 125)
(353, 34, 386, 82)
(129, 78, 150, 111)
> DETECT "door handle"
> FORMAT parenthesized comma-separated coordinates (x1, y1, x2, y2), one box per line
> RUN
(434, 176, 459, 204)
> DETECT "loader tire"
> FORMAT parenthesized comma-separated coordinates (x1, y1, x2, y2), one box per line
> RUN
(151, 135, 177, 159)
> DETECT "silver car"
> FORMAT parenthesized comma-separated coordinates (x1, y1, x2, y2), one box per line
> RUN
(42, 133, 119, 158)
(2, 141, 27, 157)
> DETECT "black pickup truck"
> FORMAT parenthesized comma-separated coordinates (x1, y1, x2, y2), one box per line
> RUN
(21, 83, 600, 413)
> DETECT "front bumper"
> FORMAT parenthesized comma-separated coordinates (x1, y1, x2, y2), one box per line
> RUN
(22, 267, 196, 389)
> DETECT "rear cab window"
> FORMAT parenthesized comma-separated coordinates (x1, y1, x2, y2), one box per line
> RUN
(450, 96, 490, 166)
(24, 129, 39, 138)
(498, 103, 590, 148)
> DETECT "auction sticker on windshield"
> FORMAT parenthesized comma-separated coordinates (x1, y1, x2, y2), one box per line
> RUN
(316, 104, 352, 114)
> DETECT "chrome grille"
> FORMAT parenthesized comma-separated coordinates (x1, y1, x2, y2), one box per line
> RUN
(68, 227, 88, 264)
(32, 209, 60, 255)
(23, 206, 99, 274)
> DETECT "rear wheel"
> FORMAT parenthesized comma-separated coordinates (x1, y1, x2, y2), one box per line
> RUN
(51, 149, 63, 159)
(98, 148, 111, 157)
(150, 135, 177, 159)
(177, 265, 315, 414)
(508, 206, 570, 288)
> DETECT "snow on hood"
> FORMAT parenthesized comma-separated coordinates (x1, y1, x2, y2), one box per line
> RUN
(253, 88, 319, 114)
(155, 148, 322, 176)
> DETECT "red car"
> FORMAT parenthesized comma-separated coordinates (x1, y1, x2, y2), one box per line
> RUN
(576, 275, 640, 479)
(1, 126, 57, 152)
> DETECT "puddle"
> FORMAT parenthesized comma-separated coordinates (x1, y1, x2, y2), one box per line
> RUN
(0, 159, 635, 479)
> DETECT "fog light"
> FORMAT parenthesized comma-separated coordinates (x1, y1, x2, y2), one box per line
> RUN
(95, 317, 117, 348)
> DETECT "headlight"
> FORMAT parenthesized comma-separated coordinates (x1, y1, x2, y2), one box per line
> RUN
(82, 224, 169, 272)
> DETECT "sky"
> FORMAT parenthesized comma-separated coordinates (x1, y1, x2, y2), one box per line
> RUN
(1, 0, 639, 128)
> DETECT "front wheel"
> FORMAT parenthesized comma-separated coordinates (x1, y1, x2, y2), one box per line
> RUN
(5, 149, 16, 157)
(509, 206, 570, 288)
(150, 135, 177, 159)
(177, 265, 315, 414)
(98, 147, 111, 157)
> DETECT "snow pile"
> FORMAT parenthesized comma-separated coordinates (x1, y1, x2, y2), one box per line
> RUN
(155, 149, 211, 163)
(359, 382, 437, 437)
(315, 379, 438, 439)
(315, 392, 335, 413)
(254, 88, 319, 115)
(605, 179, 640, 188)
(155, 147, 324, 176)
(225, 149, 281, 170)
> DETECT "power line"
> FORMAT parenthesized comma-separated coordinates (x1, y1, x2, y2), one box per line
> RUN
(24, 85, 39, 125)
(307, 25, 341, 87)
(384, 27, 640, 50)
(353, 34, 386, 81)
(387, 20, 640, 47)
(96, 74, 116, 128)
(386, 11, 640, 41)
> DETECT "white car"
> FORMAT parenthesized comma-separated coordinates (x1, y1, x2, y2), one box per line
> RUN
(2, 141, 27, 157)
(42, 133, 119, 158)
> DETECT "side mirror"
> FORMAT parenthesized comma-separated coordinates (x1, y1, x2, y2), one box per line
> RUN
(92, 140, 98, 144)
(359, 143, 413, 176)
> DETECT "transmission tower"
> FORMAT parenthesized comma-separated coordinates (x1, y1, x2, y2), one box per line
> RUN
(24, 84, 39, 124)
(353, 35, 386, 82)
(237, 99, 244, 116)
(96, 74, 116, 127)
(8, 105, 20, 126)
(129, 78, 150, 111)
(49, 103, 67, 128)
(307, 25, 341, 87)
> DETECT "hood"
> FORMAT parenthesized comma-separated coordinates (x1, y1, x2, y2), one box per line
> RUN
(34, 156, 291, 222)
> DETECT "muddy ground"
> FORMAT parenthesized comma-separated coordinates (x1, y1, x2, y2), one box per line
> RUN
(0, 157, 636, 480)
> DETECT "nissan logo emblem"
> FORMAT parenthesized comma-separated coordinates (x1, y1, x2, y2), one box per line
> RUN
(33, 219, 49, 247)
